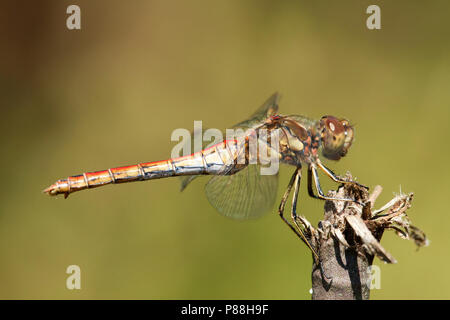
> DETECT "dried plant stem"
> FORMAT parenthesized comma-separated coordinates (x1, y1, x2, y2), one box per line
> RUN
(305, 176, 427, 300)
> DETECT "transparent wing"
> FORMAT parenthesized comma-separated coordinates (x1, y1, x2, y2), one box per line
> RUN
(232, 92, 280, 129)
(203, 93, 281, 219)
(180, 93, 280, 191)
(205, 164, 278, 220)
(180, 175, 200, 191)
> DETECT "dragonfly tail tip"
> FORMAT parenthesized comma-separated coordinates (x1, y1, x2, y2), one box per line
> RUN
(43, 184, 58, 196)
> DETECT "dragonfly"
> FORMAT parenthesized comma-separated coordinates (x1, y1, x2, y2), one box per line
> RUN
(44, 93, 366, 259)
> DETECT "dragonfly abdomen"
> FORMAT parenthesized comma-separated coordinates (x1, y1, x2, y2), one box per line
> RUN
(43, 140, 240, 198)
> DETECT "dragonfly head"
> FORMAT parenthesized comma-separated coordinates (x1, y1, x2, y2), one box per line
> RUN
(319, 116, 354, 161)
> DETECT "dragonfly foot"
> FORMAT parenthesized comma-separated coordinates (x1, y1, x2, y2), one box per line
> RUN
(338, 176, 369, 190)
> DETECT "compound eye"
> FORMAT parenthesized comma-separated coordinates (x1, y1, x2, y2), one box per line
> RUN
(326, 117, 344, 134)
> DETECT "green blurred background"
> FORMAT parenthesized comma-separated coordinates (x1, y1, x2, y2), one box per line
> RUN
(0, 0, 449, 299)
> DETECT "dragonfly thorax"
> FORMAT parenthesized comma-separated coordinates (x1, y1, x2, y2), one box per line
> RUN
(274, 117, 321, 166)
(270, 114, 354, 166)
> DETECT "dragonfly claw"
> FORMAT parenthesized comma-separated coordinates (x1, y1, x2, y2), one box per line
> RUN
(355, 182, 369, 190)
(338, 176, 369, 190)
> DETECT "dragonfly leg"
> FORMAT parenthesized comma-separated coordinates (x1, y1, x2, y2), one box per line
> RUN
(278, 168, 305, 242)
(308, 165, 358, 204)
(278, 168, 297, 216)
(277, 168, 319, 260)
(290, 169, 319, 261)
(307, 166, 317, 199)
(316, 160, 369, 190)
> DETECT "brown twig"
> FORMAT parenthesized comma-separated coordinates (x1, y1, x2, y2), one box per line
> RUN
(304, 175, 427, 300)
